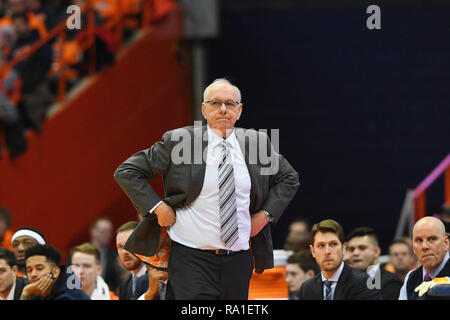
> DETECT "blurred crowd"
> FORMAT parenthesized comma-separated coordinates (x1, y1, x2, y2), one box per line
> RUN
(0, 204, 448, 300)
(0, 0, 175, 158)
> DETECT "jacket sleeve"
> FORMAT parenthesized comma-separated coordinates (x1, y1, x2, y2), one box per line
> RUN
(113, 131, 173, 217)
(259, 131, 300, 223)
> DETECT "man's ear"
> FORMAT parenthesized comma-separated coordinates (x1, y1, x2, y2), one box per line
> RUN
(52, 266, 61, 279)
(310, 244, 315, 258)
(12, 265, 18, 273)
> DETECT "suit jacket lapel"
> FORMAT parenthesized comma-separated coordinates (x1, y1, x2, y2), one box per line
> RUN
(333, 263, 350, 300)
(186, 125, 208, 203)
(235, 128, 258, 210)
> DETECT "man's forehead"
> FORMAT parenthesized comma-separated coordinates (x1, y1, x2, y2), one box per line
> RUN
(13, 235, 38, 243)
(26, 255, 47, 266)
(348, 236, 371, 246)
(314, 232, 340, 242)
(206, 83, 237, 100)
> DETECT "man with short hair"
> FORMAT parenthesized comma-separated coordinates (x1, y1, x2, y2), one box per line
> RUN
(21, 244, 90, 300)
(11, 226, 46, 277)
(285, 249, 318, 300)
(70, 242, 118, 300)
(114, 78, 299, 300)
(116, 221, 149, 300)
(0, 248, 28, 300)
(298, 219, 380, 300)
(399, 216, 449, 300)
(346, 227, 403, 300)
(387, 238, 418, 281)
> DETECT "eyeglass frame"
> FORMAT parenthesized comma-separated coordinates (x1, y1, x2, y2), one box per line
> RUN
(204, 100, 241, 110)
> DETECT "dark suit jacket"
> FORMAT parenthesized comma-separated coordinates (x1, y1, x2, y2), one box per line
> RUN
(378, 268, 403, 300)
(406, 258, 450, 300)
(118, 271, 149, 300)
(13, 276, 28, 300)
(114, 125, 300, 274)
(298, 263, 381, 300)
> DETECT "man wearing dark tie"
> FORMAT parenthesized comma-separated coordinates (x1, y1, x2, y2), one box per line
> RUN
(114, 78, 299, 300)
(298, 219, 380, 300)
(398, 216, 449, 300)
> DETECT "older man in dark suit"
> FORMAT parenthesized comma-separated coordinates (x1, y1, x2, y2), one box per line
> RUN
(114, 78, 299, 300)
(298, 219, 381, 300)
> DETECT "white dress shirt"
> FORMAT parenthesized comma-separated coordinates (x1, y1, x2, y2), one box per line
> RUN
(167, 125, 252, 251)
(321, 262, 345, 300)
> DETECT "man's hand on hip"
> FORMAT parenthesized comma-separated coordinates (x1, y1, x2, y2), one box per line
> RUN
(154, 202, 176, 227)
(250, 210, 269, 237)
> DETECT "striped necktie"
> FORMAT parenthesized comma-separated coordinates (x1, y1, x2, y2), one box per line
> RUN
(324, 280, 333, 300)
(218, 140, 239, 247)
(424, 273, 432, 282)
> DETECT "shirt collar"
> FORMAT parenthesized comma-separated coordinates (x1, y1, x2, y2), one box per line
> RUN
(321, 261, 345, 283)
(207, 125, 237, 150)
(423, 252, 450, 279)
(132, 265, 146, 279)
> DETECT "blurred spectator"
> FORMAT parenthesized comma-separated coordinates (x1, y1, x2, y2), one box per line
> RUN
(43, 0, 71, 30)
(0, 247, 28, 299)
(62, 0, 118, 75)
(399, 217, 449, 300)
(0, 207, 13, 250)
(385, 238, 418, 281)
(288, 217, 310, 238)
(346, 227, 403, 300)
(21, 243, 90, 300)
(89, 216, 122, 292)
(0, 52, 27, 157)
(285, 249, 318, 300)
(298, 219, 380, 300)
(9, 12, 52, 131)
(116, 221, 148, 300)
(70, 242, 118, 299)
(435, 205, 450, 243)
(11, 226, 46, 277)
(0, 0, 48, 39)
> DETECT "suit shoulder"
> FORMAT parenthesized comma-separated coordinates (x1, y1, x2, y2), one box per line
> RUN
(381, 269, 403, 284)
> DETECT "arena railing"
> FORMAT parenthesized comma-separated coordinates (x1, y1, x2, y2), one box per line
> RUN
(413, 153, 450, 222)
(0, 0, 158, 103)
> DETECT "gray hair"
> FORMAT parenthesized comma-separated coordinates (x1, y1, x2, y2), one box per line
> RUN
(203, 78, 242, 103)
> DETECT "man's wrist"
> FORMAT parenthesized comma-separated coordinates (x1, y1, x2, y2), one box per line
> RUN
(262, 209, 274, 223)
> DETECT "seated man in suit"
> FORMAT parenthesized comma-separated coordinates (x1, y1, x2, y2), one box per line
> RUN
(399, 216, 449, 300)
(0, 248, 28, 300)
(298, 219, 380, 300)
(346, 227, 403, 300)
(116, 221, 149, 300)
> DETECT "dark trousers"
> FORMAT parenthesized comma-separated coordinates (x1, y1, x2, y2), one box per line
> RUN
(168, 241, 254, 300)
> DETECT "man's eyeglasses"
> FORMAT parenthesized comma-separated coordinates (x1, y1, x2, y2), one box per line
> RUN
(205, 100, 240, 109)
